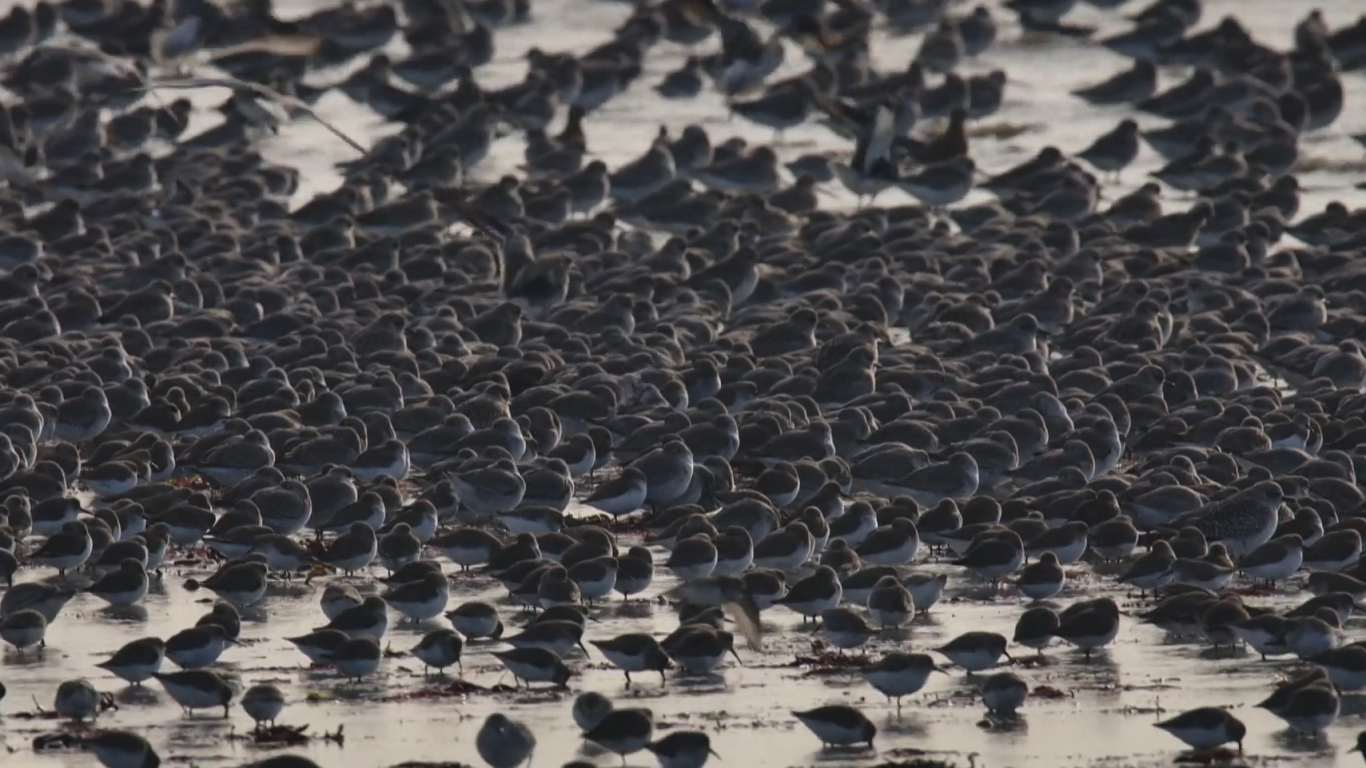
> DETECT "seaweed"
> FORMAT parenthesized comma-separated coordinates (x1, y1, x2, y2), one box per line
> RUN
(377, 679, 516, 702)
(230, 723, 346, 747)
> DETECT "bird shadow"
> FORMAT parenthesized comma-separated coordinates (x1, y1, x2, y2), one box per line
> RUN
(115, 686, 162, 705)
(1271, 728, 1334, 755)
(811, 744, 877, 762)
(1, 647, 47, 667)
(880, 712, 930, 737)
(1339, 693, 1366, 718)
(977, 711, 1028, 732)
(611, 601, 654, 620)
(99, 605, 149, 623)
(669, 671, 728, 694)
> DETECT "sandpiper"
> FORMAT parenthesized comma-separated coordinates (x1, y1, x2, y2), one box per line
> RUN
(506, 619, 589, 658)
(568, 555, 619, 604)
(1304, 529, 1362, 572)
(477, 713, 537, 768)
(154, 669, 234, 716)
(1241, 534, 1305, 584)
(1014, 551, 1065, 601)
(952, 531, 1025, 584)
(324, 636, 383, 681)
(979, 671, 1029, 716)
(0, 608, 46, 651)
(777, 565, 843, 623)
(287, 629, 350, 665)
(493, 646, 572, 688)
(165, 624, 233, 670)
(666, 535, 719, 581)
(408, 628, 464, 675)
(1272, 683, 1340, 735)
(537, 565, 582, 608)
(574, 691, 614, 732)
(820, 607, 877, 652)
(320, 584, 365, 621)
(792, 705, 877, 749)
(241, 684, 286, 729)
(935, 631, 1011, 673)
(382, 570, 449, 622)
(1119, 540, 1176, 595)
(318, 596, 389, 640)
(1055, 598, 1121, 659)
(97, 637, 165, 685)
(201, 560, 268, 606)
(665, 627, 743, 674)
(82, 558, 150, 606)
(1285, 614, 1343, 659)
(1309, 645, 1366, 691)
(866, 575, 914, 629)
(1013, 605, 1060, 654)
(582, 467, 648, 517)
(646, 731, 720, 768)
(635, 439, 695, 509)
(1155, 707, 1246, 752)
(904, 573, 948, 614)
(585, 707, 655, 762)
(591, 633, 672, 687)
(856, 518, 920, 566)
(862, 651, 940, 709)
(432, 527, 503, 570)
(192, 603, 240, 648)
(616, 546, 655, 599)
(81, 730, 160, 768)
(319, 522, 379, 575)
(55, 678, 101, 721)
(29, 520, 92, 574)
(752, 522, 814, 571)
(446, 601, 504, 640)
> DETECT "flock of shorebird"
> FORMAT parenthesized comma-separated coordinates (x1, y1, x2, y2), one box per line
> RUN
(0, 0, 1365, 766)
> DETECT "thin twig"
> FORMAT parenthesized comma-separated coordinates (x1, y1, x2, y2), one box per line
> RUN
(148, 76, 368, 154)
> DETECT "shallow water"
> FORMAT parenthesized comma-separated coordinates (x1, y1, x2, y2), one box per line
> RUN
(5, 0, 1366, 766)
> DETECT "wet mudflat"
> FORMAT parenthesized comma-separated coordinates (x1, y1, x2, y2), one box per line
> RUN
(0, 514, 1353, 768)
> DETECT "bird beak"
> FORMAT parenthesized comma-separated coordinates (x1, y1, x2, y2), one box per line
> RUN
(709, 749, 723, 759)
(729, 648, 745, 666)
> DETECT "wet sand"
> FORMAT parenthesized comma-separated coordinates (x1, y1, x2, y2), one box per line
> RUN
(0, 503, 1353, 768)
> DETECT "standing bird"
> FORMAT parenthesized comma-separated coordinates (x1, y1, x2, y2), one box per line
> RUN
(585, 707, 655, 763)
(477, 713, 537, 768)
(1077, 119, 1140, 181)
(504, 253, 572, 319)
(1154, 707, 1246, 752)
(81, 731, 161, 768)
(792, 705, 877, 748)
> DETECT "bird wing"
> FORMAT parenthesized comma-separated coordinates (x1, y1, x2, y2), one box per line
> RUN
(723, 595, 764, 651)
(867, 102, 896, 168)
